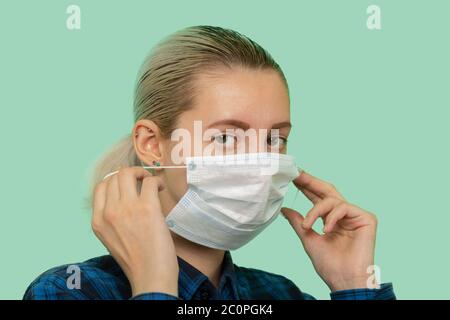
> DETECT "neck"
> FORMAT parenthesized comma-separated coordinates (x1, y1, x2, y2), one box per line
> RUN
(159, 180, 225, 288)
(171, 231, 225, 288)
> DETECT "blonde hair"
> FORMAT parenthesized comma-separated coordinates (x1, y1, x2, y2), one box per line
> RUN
(85, 25, 289, 209)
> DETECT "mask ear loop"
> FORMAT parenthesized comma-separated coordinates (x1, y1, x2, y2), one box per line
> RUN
(289, 167, 303, 208)
(290, 189, 300, 208)
(142, 165, 187, 169)
(102, 164, 188, 181)
(142, 164, 187, 175)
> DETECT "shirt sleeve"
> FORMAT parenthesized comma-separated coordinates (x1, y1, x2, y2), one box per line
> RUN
(330, 282, 396, 300)
(129, 292, 181, 300)
(23, 276, 90, 300)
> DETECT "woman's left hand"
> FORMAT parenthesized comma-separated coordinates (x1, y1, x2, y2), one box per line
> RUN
(281, 170, 378, 292)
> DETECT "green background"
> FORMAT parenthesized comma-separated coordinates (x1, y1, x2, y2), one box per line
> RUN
(1, 0, 449, 299)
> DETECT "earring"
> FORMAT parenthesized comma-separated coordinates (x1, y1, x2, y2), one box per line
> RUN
(152, 160, 161, 167)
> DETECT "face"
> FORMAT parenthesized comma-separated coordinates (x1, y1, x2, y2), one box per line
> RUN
(135, 66, 291, 215)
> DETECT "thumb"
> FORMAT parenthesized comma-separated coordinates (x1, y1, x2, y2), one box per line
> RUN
(281, 207, 320, 245)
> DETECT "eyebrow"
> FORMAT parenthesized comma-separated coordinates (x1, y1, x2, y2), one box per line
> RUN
(271, 121, 292, 129)
(207, 119, 292, 130)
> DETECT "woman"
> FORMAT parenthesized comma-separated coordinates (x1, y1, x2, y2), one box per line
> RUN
(24, 25, 395, 300)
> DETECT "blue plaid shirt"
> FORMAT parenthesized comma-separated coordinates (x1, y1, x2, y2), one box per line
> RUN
(23, 251, 395, 300)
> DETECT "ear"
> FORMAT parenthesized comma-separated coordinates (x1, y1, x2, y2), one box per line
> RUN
(133, 119, 165, 168)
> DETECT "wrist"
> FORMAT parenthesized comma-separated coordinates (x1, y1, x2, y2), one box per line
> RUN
(328, 274, 375, 292)
(130, 274, 179, 298)
(132, 281, 179, 297)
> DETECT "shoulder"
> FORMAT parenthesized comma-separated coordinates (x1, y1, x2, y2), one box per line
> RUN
(234, 265, 314, 300)
(23, 255, 130, 300)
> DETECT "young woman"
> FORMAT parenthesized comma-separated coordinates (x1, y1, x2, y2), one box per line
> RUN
(24, 25, 395, 300)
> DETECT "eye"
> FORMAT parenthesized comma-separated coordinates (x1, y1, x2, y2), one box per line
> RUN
(267, 135, 288, 148)
(212, 133, 237, 147)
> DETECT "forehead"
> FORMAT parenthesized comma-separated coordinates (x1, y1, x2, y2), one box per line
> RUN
(186, 66, 290, 127)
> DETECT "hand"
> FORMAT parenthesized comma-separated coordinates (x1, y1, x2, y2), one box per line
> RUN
(92, 166, 179, 297)
(281, 170, 378, 292)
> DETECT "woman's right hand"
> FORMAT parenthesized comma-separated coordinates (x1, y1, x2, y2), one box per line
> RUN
(91, 166, 179, 298)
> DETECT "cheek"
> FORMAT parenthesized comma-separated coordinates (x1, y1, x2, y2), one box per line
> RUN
(164, 169, 188, 200)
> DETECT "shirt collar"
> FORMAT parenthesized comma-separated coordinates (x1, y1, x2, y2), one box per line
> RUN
(176, 250, 239, 300)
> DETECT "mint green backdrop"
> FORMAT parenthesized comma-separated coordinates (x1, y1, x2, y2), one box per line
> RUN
(1, 0, 449, 299)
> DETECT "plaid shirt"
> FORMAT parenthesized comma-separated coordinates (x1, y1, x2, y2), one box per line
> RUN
(23, 251, 395, 300)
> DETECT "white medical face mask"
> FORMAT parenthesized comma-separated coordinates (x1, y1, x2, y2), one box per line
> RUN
(164, 152, 301, 250)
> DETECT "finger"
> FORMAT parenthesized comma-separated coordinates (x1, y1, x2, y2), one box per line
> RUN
(293, 171, 322, 203)
(302, 197, 342, 229)
(294, 171, 345, 201)
(117, 166, 153, 200)
(140, 175, 165, 210)
(281, 207, 321, 244)
(322, 202, 349, 233)
(325, 203, 376, 232)
(300, 187, 322, 204)
(105, 173, 120, 205)
(92, 181, 107, 225)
